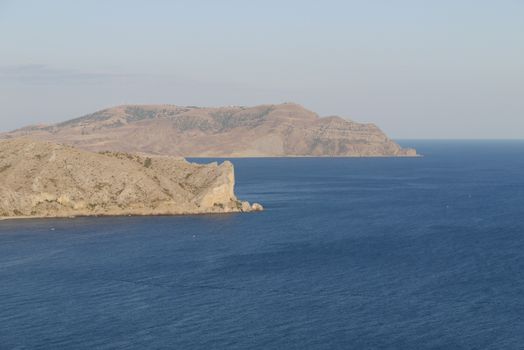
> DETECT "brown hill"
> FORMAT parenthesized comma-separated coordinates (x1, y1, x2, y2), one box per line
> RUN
(0, 138, 262, 219)
(2, 103, 417, 157)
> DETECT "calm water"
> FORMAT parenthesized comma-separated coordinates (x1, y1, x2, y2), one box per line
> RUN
(1, 141, 524, 349)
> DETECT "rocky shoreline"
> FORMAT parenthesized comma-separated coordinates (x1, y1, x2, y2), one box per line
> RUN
(0, 138, 263, 220)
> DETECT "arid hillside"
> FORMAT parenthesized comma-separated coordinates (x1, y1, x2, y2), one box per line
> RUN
(2, 103, 417, 157)
(0, 138, 262, 219)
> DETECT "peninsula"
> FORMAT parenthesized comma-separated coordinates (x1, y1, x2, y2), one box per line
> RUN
(2, 103, 417, 157)
(0, 138, 262, 219)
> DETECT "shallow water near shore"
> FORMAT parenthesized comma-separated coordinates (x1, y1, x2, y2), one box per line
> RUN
(1, 141, 524, 349)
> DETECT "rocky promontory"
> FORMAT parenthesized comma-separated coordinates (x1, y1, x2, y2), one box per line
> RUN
(0, 138, 262, 219)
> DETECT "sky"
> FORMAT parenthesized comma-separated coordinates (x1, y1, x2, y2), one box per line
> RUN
(0, 0, 523, 138)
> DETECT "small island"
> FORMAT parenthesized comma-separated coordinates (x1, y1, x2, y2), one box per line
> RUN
(0, 138, 263, 220)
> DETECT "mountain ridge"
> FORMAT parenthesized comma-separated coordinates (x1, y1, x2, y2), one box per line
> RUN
(2, 103, 417, 157)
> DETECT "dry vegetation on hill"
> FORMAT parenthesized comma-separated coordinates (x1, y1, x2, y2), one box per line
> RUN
(2, 103, 417, 157)
(0, 138, 262, 219)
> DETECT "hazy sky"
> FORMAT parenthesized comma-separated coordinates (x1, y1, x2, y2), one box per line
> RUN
(1, 0, 523, 138)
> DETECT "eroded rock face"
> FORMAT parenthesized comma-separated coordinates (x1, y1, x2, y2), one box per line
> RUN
(1, 103, 417, 157)
(0, 138, 261, 219)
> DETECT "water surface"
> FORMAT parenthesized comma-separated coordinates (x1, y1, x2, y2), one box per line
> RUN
(1, 141, 524, 349)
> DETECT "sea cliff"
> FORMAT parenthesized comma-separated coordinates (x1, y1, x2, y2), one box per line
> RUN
(0, 138, 262, 219)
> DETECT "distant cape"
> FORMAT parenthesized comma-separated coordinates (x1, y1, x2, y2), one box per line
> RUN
(2, 103, 417, 157)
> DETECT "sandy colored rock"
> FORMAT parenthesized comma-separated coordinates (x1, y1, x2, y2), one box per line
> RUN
(1, 103, 417, 157)
(0, 138, 261, 219)
(251, 203, 264, 211)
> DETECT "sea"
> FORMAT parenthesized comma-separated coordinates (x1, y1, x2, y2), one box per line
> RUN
(1, 141, 523, 349)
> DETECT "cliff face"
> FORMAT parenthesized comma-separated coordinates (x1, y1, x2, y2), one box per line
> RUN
(2, 103, 417, 157)
(0, 138, 262, 219)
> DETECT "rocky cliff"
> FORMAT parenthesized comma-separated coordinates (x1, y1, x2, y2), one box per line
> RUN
(2, 103, 417, 157)
(0, 138, 262, 219)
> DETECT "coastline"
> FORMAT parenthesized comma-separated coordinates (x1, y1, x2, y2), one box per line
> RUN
(0, 207, 263, 221)
(186, 154, 422, 159)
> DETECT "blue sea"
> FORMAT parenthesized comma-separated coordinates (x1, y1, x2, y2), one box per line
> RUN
(1, 141, 524, 349)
